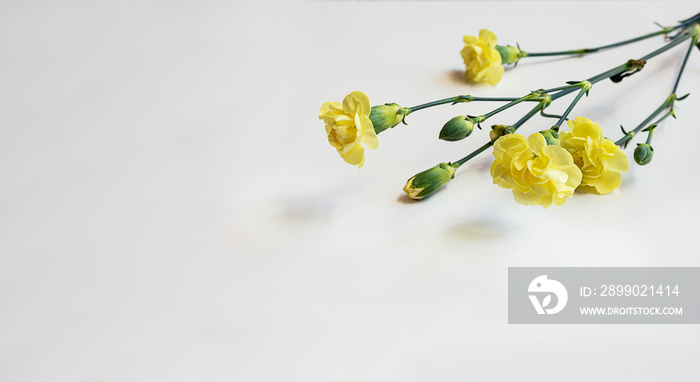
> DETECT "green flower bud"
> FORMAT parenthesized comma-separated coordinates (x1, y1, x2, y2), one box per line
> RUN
(439, 116, 475, 141)
(634, 143, 654, 166)
(489, 124, 514, 142)
(403, 162, 458, 200)
(539, 129, 560, 146)
(370, 103, 407, 134)
(495, 45, 524, 65)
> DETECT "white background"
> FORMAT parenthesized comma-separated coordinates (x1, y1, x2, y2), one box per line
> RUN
(2, 1, 700, 381)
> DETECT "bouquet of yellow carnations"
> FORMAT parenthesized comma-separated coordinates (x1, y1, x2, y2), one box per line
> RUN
(319, 12, 700, 208)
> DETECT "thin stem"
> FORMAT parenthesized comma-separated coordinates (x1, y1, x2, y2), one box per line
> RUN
(407, 95, 521, 113)
(672, 34, 698, 94)
(513, 102, 547, 131)
(554, 87, 589, 129)
(453, 102, 546, 167)
(615, 97, 673, 146)
(545, 32, 693, 103)
(482, 93, 543, 120)
(645, 127, 655, 144)
(680, 12, 700, 25)
(614, 30, 697, 147)
(639, 30, 693, 61)
(539, 84, 581, 93)
(539, 67, 618, 104)
(645, 108, 674, 144)
(654, 109, 675, 126)
(523, 16, 700, 58)
(453, 141, 492, 167)
(547, 63, 631, 103)
(447, 24, 697, 170)
(585, 63, 631, 85)
(524, 26, 675, 57)
(407, 27, 695, 116)
(446, 26, 691, 171)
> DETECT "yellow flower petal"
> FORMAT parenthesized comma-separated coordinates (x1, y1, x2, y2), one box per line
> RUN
(462, 35, 478, 44)
(342, 92, 360, 115)
(359, 114, 378, 150)
(561, 117, 629, 193)
(461, 29, 505, 85)
(594, 169, 622, 194)
(491, 132, 581, 207)
(601, 141, 629, 172)
(482, 64, 504, 85)
(320, 91, 377, 168)
(478, 29, 498, 46)
(351, 91, 371, 116)
(527, 133, 547, 154)
(542, 145, 574, 168)
(341, 145, 365, 168)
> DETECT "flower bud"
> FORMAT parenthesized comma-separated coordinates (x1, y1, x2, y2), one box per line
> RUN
(439, 116, 475, 141)
(489, 125, 514, 142)
(403, 162, 458, 200)
(369, 103, 407, 134)
(495, 45, 523, 65)
(539, 129, 560, 146)
(634, 143, 654, 166)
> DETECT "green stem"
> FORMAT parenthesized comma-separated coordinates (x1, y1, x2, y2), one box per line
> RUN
(546, 32, 694, 104)
(546, 63, 631, 103)
(449, 30, 690, 167)
(585, 63, 631, 85)
(642, 108, 674, 145)
(453, 102, 546, 167)
(645, 126, 655, 144)
(614, 31, 697, 147)
(407, 95, 521, 113)
(654, 109, 675, 126)
(452, 141, 492, 167)
(553, 86, 589, 129)
(638, 30, 694, 61)
(482, 93, 543, 120)
(615, 96, 674, 146)
(441, 24, 697, 170)
(539, 84, 581, 93)
(512, 102, 547, 131)
(522, 18, 695, 58)
(672, 33, 698, 94)
(407, 28, 695, 117)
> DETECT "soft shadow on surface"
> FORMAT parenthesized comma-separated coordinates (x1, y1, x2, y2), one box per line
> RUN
(447, 57, 574, 84)
(618, 171, 636, 190)
(395, 186, 448, 204)
(463, 156, 492, 173)
(446, 69, 499, 88)
(396, 193, 420, 204)
(448, 69, 465, 84)
(448, 217, 512, 242)
(277, 196, 335, 224)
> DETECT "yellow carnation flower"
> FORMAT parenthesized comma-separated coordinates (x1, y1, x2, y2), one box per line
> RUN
(560, 117, 629, 194)
(491, 132, 582, 208)
(461, 29, 504, 85)
(319, 91, 378, 169)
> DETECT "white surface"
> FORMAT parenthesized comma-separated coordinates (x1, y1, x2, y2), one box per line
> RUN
(1, 1, 700, 381)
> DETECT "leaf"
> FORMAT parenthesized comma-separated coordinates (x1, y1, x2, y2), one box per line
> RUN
(542, 295, 552, 308)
